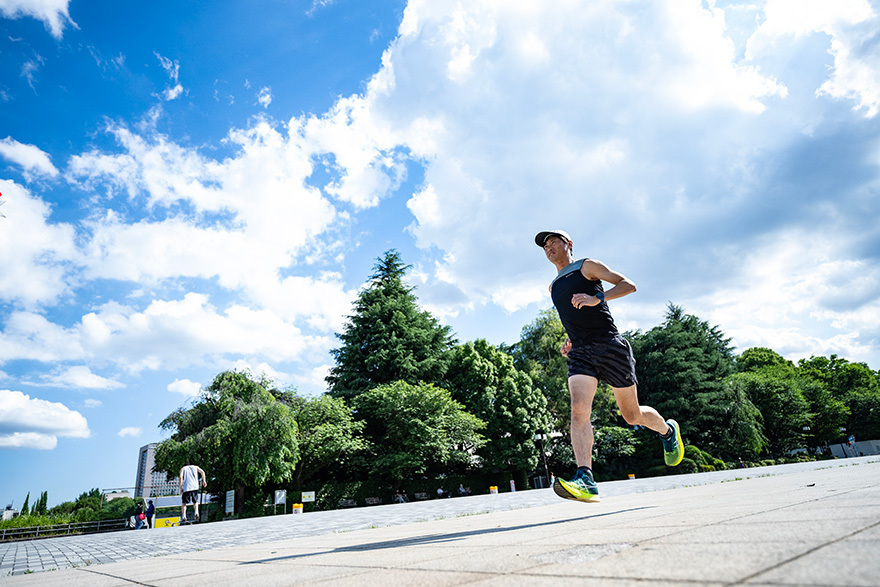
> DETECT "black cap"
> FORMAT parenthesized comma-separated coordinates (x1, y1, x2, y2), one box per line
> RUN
(535, 230, 572, 246)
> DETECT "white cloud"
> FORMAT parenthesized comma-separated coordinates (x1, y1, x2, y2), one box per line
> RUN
(0, 389, 90, 450)
(0, 137, 60, 178)
(0, 0, 76, 39)
(257, 86, 272, 108)
(686, 227, 880, 365)
(0, 183, 77, 306)
(84, 399, 103, 408)
(117, 426, 142, 438)
(0, 311, 84, 363)
(167, 378, 201, 397)
(154, 53, 184, 101)
(76, 294, 327, 372)
(747, 0, 880, 116)
(43, 366, 125, 390)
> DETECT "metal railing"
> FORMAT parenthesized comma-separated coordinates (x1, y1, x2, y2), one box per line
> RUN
(0, 518, 128, 542)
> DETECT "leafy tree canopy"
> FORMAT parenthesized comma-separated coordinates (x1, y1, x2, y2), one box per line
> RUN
(154, 371, 300, 514)
(352, 380, 486, 484)
(289, 394, 367, 490)
(443, 339, 550, 479)
(736, 347, 792, 372)
(727, 369, 811, 457)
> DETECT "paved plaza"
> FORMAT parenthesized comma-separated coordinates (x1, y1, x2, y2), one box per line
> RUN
(2, 456, 879, 585)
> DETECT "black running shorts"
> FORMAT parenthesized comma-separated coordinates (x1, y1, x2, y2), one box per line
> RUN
(566, 334, 638, 388)
(182, 490, 199, 505)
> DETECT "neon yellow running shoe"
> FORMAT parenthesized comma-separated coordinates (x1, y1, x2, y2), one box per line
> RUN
(662, 419, 684, 466)
(553, 469, 600, 503)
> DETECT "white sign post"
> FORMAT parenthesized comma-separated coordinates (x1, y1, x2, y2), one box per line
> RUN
(274, 490, 286, 514)
(301, 491, 315, 503)
(225, 490, 235, 515)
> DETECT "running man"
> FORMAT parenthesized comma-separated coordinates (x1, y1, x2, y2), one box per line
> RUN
(536, 230, 684, 502)
(179, 464, 207, 522)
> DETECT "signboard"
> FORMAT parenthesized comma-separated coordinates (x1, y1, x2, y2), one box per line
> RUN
(155, 517, 178, 528)
(301, 491, 315, 502)
(274, 490, 287, 505)
(225, 490, 235, 514)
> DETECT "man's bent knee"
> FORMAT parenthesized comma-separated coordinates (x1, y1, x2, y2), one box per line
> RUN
(619, 407, 642, 425)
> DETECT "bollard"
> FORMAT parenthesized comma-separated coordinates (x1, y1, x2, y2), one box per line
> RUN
(628, 473, 635, 480)
(292, 503, 303, 514)
(489, 486, 498, 494)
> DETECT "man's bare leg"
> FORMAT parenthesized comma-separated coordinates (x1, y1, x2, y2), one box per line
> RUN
(569, 374, 598, 467)
(612, 384, 669, 434)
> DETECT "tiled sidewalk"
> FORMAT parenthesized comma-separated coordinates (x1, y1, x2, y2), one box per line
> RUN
(2, 456, 877, 581)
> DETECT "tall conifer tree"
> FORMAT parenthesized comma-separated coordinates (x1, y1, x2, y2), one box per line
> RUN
(326, 250, 454, 399)
(628, 304, 735, 450)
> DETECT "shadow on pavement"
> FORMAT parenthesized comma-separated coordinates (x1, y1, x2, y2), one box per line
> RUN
(243, 505, 656, 564)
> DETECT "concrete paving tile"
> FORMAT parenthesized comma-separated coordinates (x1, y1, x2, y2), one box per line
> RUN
(470, 574, 727, 586)
(647, 519, 861, 545)
(164, 545, 331, 563)
(525, 541, 808, 583)
(547, 524, 697, 545)
(744, 539, 880, 586)
(0, 567, 132, 586)
(306, 567, 496, 586)
(73, 558, 242, 584)
(734, 505, 880, 524)
(150, 563, 374, 586)
(397, 543, 593, 574)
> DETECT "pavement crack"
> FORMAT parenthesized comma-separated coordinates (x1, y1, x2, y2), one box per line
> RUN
(77, 567, 158, 586)
(726, 518, 880, 586)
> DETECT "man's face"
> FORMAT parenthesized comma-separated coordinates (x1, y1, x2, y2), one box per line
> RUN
(543, 235, 569, 261)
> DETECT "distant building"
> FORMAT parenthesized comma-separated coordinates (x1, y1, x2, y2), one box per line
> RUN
(135, 443, 178, 498)
(103, 490, 130, 502)
(2, 505, 20, 521)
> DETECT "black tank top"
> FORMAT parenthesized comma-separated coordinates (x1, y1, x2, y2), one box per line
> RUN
(550, 259, 618, 346)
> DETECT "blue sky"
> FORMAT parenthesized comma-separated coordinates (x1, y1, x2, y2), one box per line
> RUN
(1, 0, 879, 507)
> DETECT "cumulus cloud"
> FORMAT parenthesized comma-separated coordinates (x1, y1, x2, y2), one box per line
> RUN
(0, 0, 76, 39)
(0, 181, 77, 306)
(0, 389, 90, 450)
(0, 137, 60, 178)
(43, 366, 125, 390)
(747, 0, 880, 116)
(167, 378, 201, 397)
(117, 426, 142, 438)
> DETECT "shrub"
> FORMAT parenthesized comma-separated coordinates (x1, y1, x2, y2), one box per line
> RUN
(678, 457, 699, 474)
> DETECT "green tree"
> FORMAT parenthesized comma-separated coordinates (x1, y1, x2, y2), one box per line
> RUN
(21, 492, 29, 516)
(727, 369, 811, 457)
(628, 304, 735, 450)
(592, 425, 637, 478)
(505, 309, 569, 419)
(155, 371, 300, 515)
(443, 339, 551, 487)
(289, 394, 367, 490)
(327, 250, 454, 399)
(715, 375, 767, 460)
(352, 381, 486, 485)
(798, 355, 880, 440)
(736, 347, 792, 372)
(35, 491, 48, 516)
